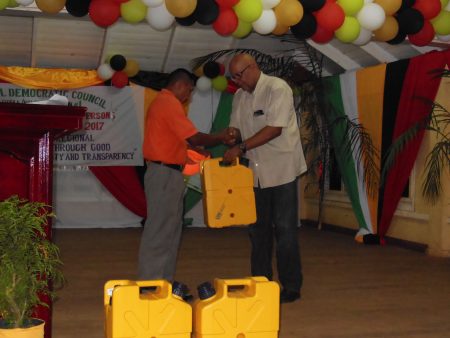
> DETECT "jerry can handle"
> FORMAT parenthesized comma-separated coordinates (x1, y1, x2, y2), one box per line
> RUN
(135, 280, 171, 296)
(216, 278, 255, 295)
(218, 157, 239, 167)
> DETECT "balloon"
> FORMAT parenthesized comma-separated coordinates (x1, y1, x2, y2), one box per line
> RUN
(234, 0, 263, 23)
(0, 0, 9, 8)
(176, 15, 197, 26)
(437, 33, 450, 41)
(97, 63, 115, 81)
(442, 0, 450, 9)
(374, 0, 402, 16)
(397, 8, 424, 34)
(271, 21, 290, 35)
(262, 0, 281, 9)
(66, 0, 90, 17)
(431, 10, 450, 35)
(211, 75, 228, 92)
(226, 79, 238, 94)
(218, 63, 225, 75)
(8, 0, 19, 7)
(203, 61, 221, 79)
(357, 3, 386, 30)
(413, 0, 441, 20)
(165, 0, 197, 18)
(290, 12, 317, 40)
(252, 9, 277, 35)
(89, 0, 121, 27)
(300, 0, 325, 12)
(335, 16, 361, 43)
(121, 0, 147, 23)
(216, 0, 239, 7)
(35, 0, 65, 14)
(142, 0, 163, 6)
(386, 29, 406, 44)
(124, 59, 140, 77)
(110, 55, 127, 71)
(352, 27, 372, 45)
(146, 2, 175, 31)
(16, 0, 34, 5)
(274, 0, 304, 26)
(337, 0, 364, 16)
(196, 0, 219, 25)
(311, 24, 334, 43)
(314, 1, 345, 31)
(373, 15, 399, 41)
(193, 65, 204, 77)
(213, 7, 239, 36)
(408, 20, 435, 46)
(196, 76, 212, 91)
(111, 71, 129, 88)
(232, 19, 253, 38)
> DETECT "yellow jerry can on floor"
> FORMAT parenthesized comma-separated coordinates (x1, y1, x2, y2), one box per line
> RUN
(193, 277, 280, 338)
(104, 280, 192, 338)
(200, 157, 256, 228)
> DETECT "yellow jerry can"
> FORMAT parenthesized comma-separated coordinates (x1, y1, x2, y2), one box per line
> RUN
(104, 280, 192, 338)
(200, 157, 256, 228)
(193, 277, 280, 338)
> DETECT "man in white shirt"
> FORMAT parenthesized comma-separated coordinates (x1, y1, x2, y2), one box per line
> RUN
(223, 53, 307, 303)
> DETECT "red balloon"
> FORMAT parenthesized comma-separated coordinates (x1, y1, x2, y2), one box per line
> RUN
(111, 71, 129, 88)
(311, 24, 334, 43)
(219, 63, 225, 75)
(215, 0, 239, 8)
(89, 0, 121, 28)
(213, 8, 238, 36)
(314, 1, 344, 31)
(408, 20, 435, 47)
(226, 79, 238, 94)
(413, 0, 441, 20)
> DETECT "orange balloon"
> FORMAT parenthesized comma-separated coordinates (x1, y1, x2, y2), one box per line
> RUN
(274, 0, 304, 27)
(36, 0, 66, 14)
(374, 0, 402, 16)
(272, 22, 290, 36)
(165, 0, 197, 18)
(193, 65, 204, 77)
(373, 16, 399, 41)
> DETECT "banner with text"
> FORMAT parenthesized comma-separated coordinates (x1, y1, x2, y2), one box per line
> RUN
(0, 84, 144, 166)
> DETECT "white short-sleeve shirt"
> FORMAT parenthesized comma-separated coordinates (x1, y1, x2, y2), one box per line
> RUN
(230, 72, 307, 188)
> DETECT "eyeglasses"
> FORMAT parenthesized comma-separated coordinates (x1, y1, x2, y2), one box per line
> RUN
(231, 64, 251, 80)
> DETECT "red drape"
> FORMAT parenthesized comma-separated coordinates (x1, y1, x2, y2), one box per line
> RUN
(378, 50, 450, 238)
(89, 166, 147, 218)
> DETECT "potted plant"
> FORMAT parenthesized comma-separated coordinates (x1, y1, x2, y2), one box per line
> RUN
(0, 195, 64, 338)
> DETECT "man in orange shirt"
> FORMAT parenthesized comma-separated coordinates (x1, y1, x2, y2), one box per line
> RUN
(139, 68, 229, 283)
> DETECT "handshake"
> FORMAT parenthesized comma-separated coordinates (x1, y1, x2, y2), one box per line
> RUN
(220, 127, 240, 146)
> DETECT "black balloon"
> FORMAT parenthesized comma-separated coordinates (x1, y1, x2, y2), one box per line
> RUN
(291, 12, 317, 40)
(400, 0, 415, 11)
(66, 0, 91, 17)
(387, 30, 407, 45)
(203, 61, 220, 79)
(397, 8, 424, 35)
(110, 55, 127, 72)
(195, 0, 219, 25)
(176, 14, 196, 26)
(299, 0, 325, 12)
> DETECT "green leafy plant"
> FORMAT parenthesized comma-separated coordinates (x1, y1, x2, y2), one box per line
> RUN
(0, 196, 64, 329)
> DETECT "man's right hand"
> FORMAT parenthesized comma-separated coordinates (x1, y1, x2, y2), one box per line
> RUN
(222, 127, 240, 145)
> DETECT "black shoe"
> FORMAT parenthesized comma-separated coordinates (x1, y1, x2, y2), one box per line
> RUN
(280, 290, 301, 303)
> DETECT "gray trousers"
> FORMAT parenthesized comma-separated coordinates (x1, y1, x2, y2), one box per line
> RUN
(137, 162, 185, 281)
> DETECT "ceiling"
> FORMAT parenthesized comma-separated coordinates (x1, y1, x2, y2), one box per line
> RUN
(0, 4, 449, 78)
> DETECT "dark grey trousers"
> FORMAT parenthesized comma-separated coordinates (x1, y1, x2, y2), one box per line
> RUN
(137, 162, 185, 281)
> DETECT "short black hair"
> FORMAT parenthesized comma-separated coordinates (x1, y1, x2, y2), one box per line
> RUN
(166, 68, 198, 87)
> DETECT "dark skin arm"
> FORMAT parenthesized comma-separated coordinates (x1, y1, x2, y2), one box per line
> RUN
(223, 126, 282, 162)
(187, 129, 234, 148)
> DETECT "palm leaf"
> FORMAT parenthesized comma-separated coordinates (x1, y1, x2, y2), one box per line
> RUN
(422, 140, 449, 203)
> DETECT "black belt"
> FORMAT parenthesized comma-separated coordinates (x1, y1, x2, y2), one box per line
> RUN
(150, 161, 184, 172)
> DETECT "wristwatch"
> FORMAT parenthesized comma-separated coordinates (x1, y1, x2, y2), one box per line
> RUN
(238, 142, 247, 154)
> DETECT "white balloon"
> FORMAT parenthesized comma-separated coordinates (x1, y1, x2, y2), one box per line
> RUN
(357, 3, 385, 31)
(437, 34, 450, 42)
(196, 76, 212, 91)
(262, 0, 281, 9)
(16, 0, 34, 5)
(364, 0, 373, 3)
(252, 9, 277, 35)
(142, 0, 164, 7)
(97, 63, 115, 81)
(146, 3, 175, 31)
(352, 27, 372, 45)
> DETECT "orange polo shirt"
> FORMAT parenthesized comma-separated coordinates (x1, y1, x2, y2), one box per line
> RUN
(143, 89, 197, 165)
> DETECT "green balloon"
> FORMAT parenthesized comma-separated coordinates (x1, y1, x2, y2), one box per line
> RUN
(440, 0, 449, 8)
(232, 20, 253, 38)
(0, 0, 9, 10)
(337, 0, 364, 16)
(335, 16, 361, 43)
(211, 75, 228, 92)
(431, 11, 450, 36)
(234, 0, 263, 23)
(121, 0, 147, 24)
(8, 0, 18, 7)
